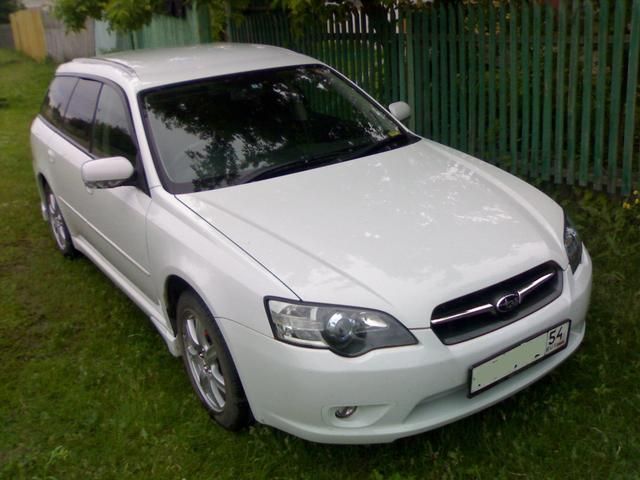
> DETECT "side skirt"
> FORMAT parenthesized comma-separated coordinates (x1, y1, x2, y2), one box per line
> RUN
(72, 235, 181, 357)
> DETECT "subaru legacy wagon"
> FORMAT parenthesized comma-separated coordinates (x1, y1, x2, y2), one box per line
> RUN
(30, 44, 592, 444)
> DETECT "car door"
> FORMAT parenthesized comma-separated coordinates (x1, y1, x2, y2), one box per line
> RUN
(78, 82, 155, 301)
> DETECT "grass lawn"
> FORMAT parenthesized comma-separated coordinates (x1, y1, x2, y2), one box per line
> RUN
(1, 48, 639, 480)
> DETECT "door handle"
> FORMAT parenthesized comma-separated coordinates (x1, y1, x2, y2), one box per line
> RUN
(47, 149, 55, 163)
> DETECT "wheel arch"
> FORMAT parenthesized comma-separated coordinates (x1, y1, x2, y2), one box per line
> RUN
(164, 274, 193, 336)
(36, 172, 49, 219)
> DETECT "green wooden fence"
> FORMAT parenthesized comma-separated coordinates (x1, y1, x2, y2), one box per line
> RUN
(231, 1, 640, 195)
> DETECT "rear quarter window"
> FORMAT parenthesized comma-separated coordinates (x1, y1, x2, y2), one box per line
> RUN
(41, 76, 78, 129)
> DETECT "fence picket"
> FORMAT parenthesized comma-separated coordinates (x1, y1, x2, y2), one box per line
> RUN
(579, 0, 594, 187)
(478, 5, 487, 160)
(520, 3, 531, 177)
(431, 8, 441, 142)
(488, 3, 497, 161)
(554, 1, 567, 183)
(541, 4, 554, 181)
(467, 6, 477, 154)
(509, 2, 518, 173)
(531, 1, 542, 177)
(457, 4, 467, 153)
(448, 5, 459, 149)
(566, 2, 581, 185)
(498, 2, 508, 161)
(607, 1, 627, 192)
(593, 0, 610, 190)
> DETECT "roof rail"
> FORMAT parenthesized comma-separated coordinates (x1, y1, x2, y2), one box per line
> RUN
(72, 57, 138, 77)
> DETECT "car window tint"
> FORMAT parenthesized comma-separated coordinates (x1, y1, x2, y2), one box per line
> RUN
(62, 79, 101, 150)
(41, 76, 78, 129)
(92, 84, 137, 162)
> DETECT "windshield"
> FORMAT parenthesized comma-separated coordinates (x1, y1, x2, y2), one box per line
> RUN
(142, 65, 416, 193)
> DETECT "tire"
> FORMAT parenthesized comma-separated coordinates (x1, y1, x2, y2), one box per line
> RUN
(44, 185, 76, 257)
(177, 290, 251, 430)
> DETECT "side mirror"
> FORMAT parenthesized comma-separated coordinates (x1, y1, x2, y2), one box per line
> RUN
(81, 156, 135, 189)
(389, 101, 411, 122)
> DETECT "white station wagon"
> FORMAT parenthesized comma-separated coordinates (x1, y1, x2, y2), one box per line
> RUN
(30, 44, 592, 444)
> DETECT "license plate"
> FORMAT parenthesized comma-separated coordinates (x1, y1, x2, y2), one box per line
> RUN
(469, 320, 571, 396)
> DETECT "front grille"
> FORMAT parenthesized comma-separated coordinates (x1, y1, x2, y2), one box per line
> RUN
(430, 262, 563, 345)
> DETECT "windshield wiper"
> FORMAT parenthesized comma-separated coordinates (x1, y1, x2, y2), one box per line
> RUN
(238, 154, 342, 184)
(237, 133, 416, 185)
(343, 132, 414, 161)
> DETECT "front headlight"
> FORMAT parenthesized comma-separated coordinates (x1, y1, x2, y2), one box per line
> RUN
(265, 298, 417, 357)
(564, 213, 583, 273)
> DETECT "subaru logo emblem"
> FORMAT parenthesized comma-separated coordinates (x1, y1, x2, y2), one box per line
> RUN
(495, 293, 520, 313)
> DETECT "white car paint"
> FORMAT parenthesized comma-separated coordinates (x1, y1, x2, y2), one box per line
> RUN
(30, 44, 592, 444)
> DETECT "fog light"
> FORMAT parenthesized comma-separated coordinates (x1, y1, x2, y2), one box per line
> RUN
(334, 406, 358, 418)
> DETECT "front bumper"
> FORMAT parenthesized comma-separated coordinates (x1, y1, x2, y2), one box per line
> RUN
(219, 249, 592, 444)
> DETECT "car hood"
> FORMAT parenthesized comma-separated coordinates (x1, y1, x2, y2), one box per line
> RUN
(177, 139, 567, 329)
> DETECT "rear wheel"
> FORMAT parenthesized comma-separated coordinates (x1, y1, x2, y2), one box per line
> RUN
(177, 290, 251, 430)
(44, 185, 76, 257)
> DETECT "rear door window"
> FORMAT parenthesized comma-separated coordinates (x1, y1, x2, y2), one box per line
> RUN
(92, 84, 137, 163)
(41, 76, 78, 130)
(62, 79, 102, 150)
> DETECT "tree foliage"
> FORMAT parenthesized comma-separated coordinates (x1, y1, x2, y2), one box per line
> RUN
(54, 0, 431, 36)
(54, 0, 247, 37)
(0, 0, 19, 24)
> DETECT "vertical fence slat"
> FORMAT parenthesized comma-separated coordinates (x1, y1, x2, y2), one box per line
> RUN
(622, 0, 640, 195)
(541, 4, 554, 181)
(477, 5, 487, 160)
(448, 4, 459, 149)
(457, 4, 467, 152)
(407, 11, 416, 131)
(431, 7, 441, 142)
(439, 6, 449, 145)
(554, 1, 567, 183)
(346, 14, 354, 79)
(607, 0, 627, 193)
(387, 10, 396, 104)
(579, 0, 594, 187)
(367, 14, 376, 97)
(468, 5, 477, 154)
(413, 12, 427, 135)
(360, 11, 369, 92)
(328, 14, 336, 69)
(531, 1, 542, 177)
(520, 3, 531, 176)
(593, 0, 610, 190)
(498, 2, 508, 160)
(400, 10, 408, 103)
(488, 2, 497, 161)
(509, 2, 518, 173)
(422, 10, 432, 137)
(566, 2, 581, 185)
(412, 13, 423, 135)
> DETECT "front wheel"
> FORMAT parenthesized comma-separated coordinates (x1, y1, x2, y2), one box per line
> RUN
(44, 185, 76, 257)
(177, 291, 251, 430)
